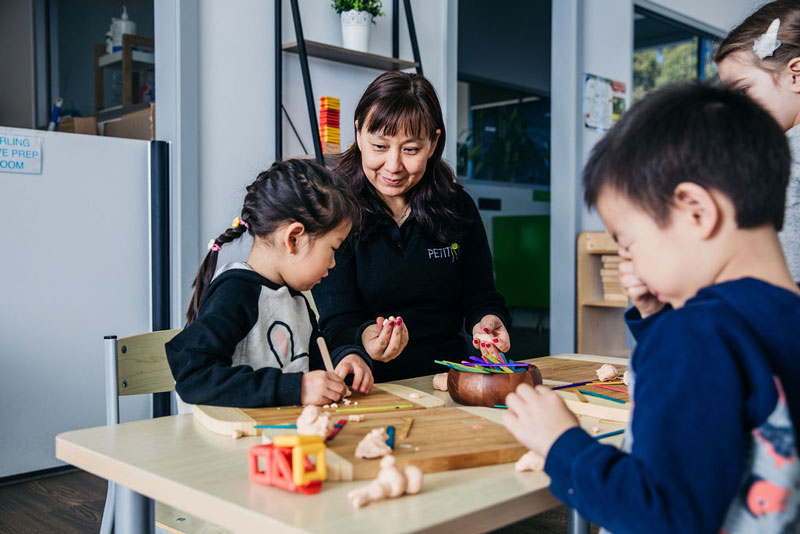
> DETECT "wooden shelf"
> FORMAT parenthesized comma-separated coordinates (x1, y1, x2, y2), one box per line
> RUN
(577, 231, 630, 357)
(282, 40, 419, 71)
(583, 299, 629, 308)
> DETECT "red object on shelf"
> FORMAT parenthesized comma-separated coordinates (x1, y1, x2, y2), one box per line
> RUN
(248, 444, 322, 494)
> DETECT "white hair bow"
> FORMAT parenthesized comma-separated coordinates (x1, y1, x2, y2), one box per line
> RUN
(753, 18, 782, 59)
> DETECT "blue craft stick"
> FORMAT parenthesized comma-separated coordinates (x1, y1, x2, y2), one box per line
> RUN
(550, 380, 595, 391)
(594, 429, 625, 440)
(493, 404, 508, 409)
(386, 425, 395, 449)
(578, 389, 627, 404)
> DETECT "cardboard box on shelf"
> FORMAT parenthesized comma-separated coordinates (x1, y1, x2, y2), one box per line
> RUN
(102, 103, 154, 140)
(59, 116, 98, 135)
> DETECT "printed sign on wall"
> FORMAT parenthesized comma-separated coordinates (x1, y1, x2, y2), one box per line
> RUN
(0, 134, 42, 175)
(584, 74, 627, 131)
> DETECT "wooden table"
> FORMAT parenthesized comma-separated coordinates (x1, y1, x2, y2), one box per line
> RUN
(56, 354, 626, 534)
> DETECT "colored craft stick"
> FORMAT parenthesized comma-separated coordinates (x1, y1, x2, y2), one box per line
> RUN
(594, 429, 625, 440)
(578, 389, 627, 404)
(254, 423, 345, 429)
(435, 360, 490, 373)
(591, 384, 628, 394)
(386, 425, 395, 449)
(462, 361, 531, 368)
(550, 380, 595, 391)
(326, 419, 347, 441)
(335, 404, 414, 413)
(572, 390, 588, 403)
(493, 405, 508, 409)
(398, 417, 414, 440)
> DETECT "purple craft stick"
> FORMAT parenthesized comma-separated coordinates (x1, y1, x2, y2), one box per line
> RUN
(461, 361, 531, 368)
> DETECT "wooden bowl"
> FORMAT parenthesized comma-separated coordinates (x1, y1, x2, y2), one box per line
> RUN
(447, 365, 543, 407)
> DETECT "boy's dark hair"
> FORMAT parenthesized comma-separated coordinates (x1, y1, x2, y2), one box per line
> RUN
(186, 159, 357, 325)
(335, 71, 464, 243)
(583, 83, 790, 230)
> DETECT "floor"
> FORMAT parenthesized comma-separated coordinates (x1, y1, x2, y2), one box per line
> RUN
(0, 468, 598, 533)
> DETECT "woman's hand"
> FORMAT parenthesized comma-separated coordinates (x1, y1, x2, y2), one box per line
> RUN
(334, 354, 374, 394)
(361, 316, 409, 363)
(471, 314, 510, 357)
(618, 257, 664, 318)
(300, 370, 348, 405)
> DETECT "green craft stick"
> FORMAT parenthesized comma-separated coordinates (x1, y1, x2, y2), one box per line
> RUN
(335, 404, 414, 413)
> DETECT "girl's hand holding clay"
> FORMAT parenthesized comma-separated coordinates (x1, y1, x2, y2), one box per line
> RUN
(361, 315, 409, 363)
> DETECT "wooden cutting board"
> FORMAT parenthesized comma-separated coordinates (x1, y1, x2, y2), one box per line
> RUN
(530, 356, 631, 423)
(193, 383, 444, 437)
(320, 407, 527, 480)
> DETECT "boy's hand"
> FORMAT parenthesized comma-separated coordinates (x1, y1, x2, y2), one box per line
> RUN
(619, 258, 664, 318)
(361, 316, 409, 363)
(300, 370, 347, 405)
(502, 383, 579, 457)
(334, 354, 374, 394)
(471, 314, 511, 355)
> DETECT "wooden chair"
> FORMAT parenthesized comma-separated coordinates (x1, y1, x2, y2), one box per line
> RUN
(102, 330, 231, 534)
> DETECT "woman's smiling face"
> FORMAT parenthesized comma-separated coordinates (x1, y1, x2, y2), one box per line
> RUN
(356, 119, 440, 203)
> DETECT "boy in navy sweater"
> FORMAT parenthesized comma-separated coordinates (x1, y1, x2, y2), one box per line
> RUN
(503, 84, 800, 533)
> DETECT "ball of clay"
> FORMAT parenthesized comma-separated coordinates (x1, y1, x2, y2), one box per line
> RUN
(432, 372, 448, 391)
(515, 450, 545, 472)
(596, 363, 619, 382)
(404, 466, 424, 494)
(623, 369, 632, 387)
(296, 405, 332, 438)
(377, 456, 407, 498)
(355, 428, 392, 459)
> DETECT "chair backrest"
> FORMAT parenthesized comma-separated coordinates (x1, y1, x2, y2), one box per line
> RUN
(116, 329, 181, 396)
(104, 329, 181, 425)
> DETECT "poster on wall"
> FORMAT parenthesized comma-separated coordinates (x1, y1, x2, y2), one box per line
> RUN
(583, 73, 627, 131)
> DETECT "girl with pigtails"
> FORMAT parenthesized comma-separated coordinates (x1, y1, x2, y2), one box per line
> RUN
(166, 159, 373, 410)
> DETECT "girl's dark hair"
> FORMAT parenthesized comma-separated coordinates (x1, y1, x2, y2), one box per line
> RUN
(715, 0, 800, 74)
(186, 159, 356, 325)
(334, 71, 463, 243)
(583, 83, 790, 230)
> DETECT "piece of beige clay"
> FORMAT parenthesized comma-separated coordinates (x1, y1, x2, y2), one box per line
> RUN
(409, 393, 421, 399)
(231, 430, 244, 440)
(355, 428, 392, 459)
(515, 450, 545, 472)
(623, 369, 632, 387)
(331, 403, 338, 409)
(596, 363, 619, 382)
(432, 372, 448, 391)
(296, 405, 332, 438)
(344, 398, 352, 405)
(348, 414, 365, 422)
(592, 426, 600, 434)
(347, 455, 424, 508)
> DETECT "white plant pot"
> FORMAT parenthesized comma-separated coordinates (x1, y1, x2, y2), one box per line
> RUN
(341, 10, 372, 52)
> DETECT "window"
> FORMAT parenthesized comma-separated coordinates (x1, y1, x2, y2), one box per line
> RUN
(633, 7, 720, 102)
(457, 81, 550, 185)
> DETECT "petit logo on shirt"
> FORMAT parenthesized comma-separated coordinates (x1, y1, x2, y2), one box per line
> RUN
(427, 242, 460, 262)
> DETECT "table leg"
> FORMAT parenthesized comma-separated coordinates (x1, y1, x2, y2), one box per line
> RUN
(567, 507, 590, 534)
(115, 485, 154, 534)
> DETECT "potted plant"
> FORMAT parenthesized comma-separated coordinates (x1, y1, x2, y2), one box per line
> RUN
(332, 0, 384, 53)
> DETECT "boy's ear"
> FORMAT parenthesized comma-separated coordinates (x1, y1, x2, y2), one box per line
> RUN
(786, 57, 800, 93)
(282, 222, 307, 255)
(672, 182, 720, 239)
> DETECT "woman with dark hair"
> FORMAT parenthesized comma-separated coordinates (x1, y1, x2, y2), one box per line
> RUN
(312, 71, 511, 382)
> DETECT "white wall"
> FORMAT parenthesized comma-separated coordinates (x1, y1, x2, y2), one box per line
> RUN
(194, 0, 455, 284)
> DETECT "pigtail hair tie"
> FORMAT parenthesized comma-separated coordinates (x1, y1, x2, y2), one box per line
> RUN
(232, 217, 250, 230)
(207, 239, 222, 252)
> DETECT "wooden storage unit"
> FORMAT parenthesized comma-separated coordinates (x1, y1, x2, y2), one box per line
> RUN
(577, 231, 631, 357)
